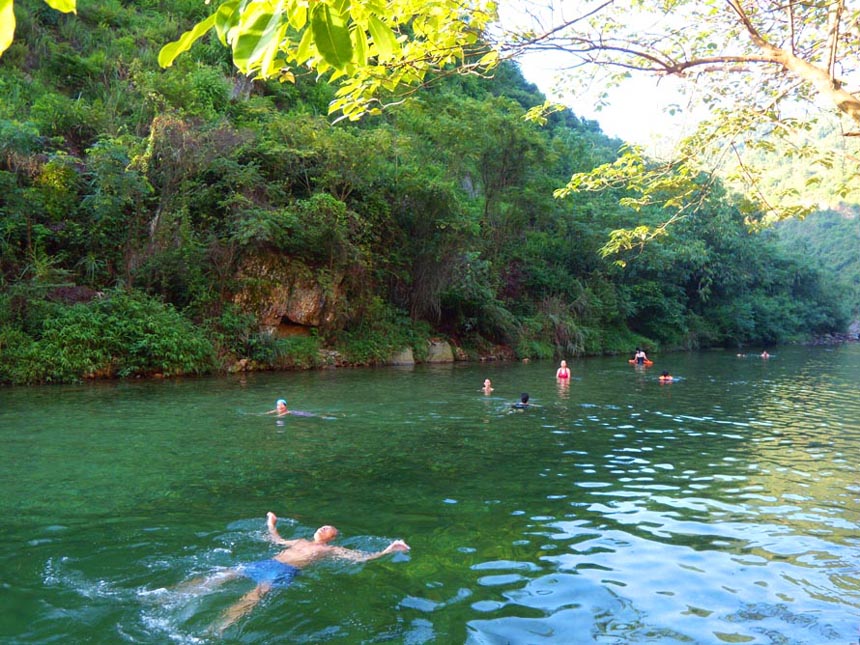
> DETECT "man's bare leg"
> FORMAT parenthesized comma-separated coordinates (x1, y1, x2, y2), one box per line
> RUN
(213, 583, 272, 634)
(173, 568, 241, 595)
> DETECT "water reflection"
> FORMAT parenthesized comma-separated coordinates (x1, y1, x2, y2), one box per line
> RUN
(2, 346, 860, 642)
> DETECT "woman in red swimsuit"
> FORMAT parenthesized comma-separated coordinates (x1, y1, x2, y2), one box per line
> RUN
(556, 360, 571, 379)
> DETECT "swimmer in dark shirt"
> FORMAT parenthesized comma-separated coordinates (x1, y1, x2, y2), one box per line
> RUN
(511, 393, 530, 410)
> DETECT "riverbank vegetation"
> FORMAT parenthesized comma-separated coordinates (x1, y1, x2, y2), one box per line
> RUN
(776, 207, 860, 318)
(0, 0, 848, 384)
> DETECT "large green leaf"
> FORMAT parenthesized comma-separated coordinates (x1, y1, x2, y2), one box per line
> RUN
(310, 3, 353, 69)
(213, 1, 241, 47)
(158, 13, 217, 68)
(351, 23, 368, 67)
(254, 22, 289, 77)
(232, 4, 288, 75)
(294, 23, 314, 65)
(43, 0, 75, 11)
(1, 0, 76, 57)
(286, 1, 307, 30)
(0, 0, 15, 56)
(366, 14, 399, 62)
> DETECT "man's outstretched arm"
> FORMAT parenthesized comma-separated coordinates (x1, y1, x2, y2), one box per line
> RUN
(266, 512, 300, 546)
(330, 540, 410, 563)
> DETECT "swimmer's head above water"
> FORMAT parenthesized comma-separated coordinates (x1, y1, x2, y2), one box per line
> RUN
(313, 525, 339, 543)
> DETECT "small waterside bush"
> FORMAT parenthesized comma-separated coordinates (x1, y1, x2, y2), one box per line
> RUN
(239, 327, 323, 369)
(269, 335, 323, 369)
(0, 290, 214, 384)
(208, 306, 322, 369)
(331, 298, 432, 365)
(586, 326, 654, 356)
(515, 311, 579, 360)
(0, 326, 35, 384)
(514, 338, 555, 361)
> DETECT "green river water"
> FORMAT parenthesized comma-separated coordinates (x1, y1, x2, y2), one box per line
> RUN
(1, 345, 859, 644)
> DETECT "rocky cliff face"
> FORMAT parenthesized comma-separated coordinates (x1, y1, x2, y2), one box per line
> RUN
(233, 254, 345, 336)
(805, 320, 860, 345)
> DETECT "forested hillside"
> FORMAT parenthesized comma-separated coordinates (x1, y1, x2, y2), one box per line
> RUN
(0, 0, 847, 384)
(775, 206, 860, 317)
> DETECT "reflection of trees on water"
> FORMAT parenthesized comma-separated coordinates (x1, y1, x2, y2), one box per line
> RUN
(738, 355, 860, 547)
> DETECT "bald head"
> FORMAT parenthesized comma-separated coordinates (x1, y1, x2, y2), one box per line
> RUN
(313, 525, 339, 543)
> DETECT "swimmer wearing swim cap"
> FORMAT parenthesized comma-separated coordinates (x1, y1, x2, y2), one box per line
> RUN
(266, 399, 289, 417)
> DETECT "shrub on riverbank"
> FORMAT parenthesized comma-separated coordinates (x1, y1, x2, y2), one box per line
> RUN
(206, 305, 321, 370)
(0, 290, 214, 384)
(0, 290, 439, 384)
(326, 298, 432, 365)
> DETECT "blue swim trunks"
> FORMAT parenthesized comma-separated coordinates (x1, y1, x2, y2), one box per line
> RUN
(240, 560, 299, 588)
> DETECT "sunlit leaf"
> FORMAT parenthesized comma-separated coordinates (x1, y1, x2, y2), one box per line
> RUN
(311, 4, 353, 69)
(351, 24, 368, 67)
(232, 6, 277, 73)
(366, 14, 399, 61)
(43, 0, 75, 12)
(294, 25, 314, 65)
(158, 13, 217, 68)
(234, 4, 289, 76)
(477, 49, 499, 67)
(286, 0, 307, 30)
(213, 1, 241, 46)
(0, 0, 15, 56)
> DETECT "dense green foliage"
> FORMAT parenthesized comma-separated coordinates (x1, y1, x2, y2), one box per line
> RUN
(0, 0, 847, 384)
(0, 289, 213, 384)
(775, 207, 860, 317)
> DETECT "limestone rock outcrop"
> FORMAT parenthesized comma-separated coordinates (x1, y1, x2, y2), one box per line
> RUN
(426, 339, 454, 363)
(233, 254, 344, 335)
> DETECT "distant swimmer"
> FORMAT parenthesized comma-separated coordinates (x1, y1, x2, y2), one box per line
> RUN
(266, 399, 289, 417)
(556, 360, 571, 379)
(182, 512, 410, 634)
(482, 378, 494, 394)
(659, 371, 674, 383)
(265, 399, 316, 418)
(760, 350, 770, 358)
(633, 348, 648, 365)
(511, 392, 530, 410)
